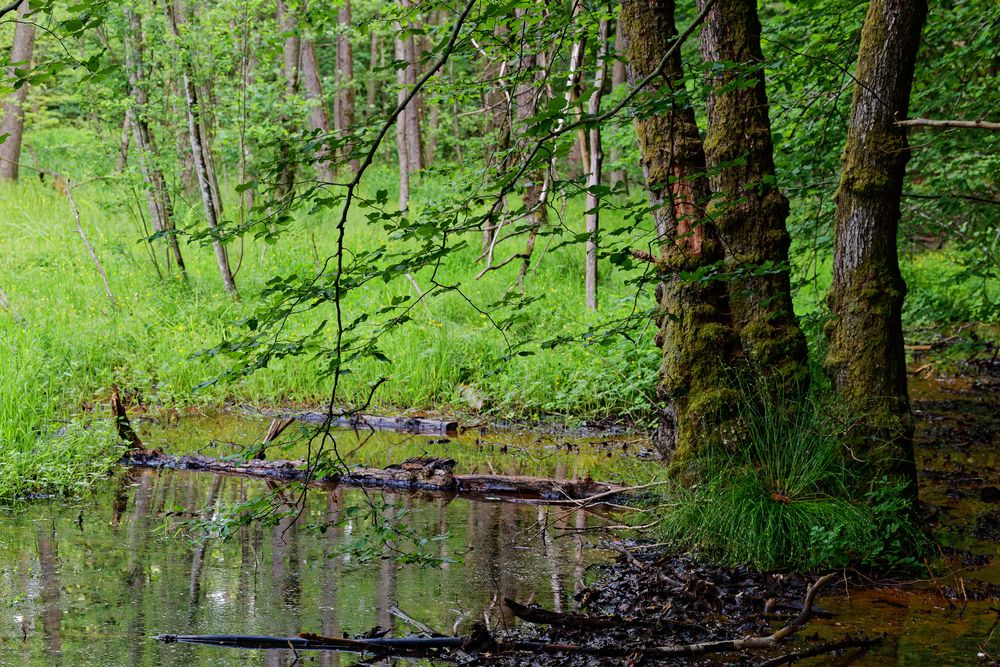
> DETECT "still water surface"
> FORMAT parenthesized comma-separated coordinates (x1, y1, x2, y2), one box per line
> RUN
(1, 417, 626, 666)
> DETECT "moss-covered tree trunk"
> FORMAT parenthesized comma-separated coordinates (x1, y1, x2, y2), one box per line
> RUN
(620, 0, 743, 460)
(826, 0, 927, 483)
(697, 0, 808, 395)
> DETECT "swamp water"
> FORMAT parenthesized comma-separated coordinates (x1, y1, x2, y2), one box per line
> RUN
(2, 366, 999, 667)
(0, 416, 646, 666)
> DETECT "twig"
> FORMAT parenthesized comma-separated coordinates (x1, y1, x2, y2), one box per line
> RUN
(389, 606, 439, 636)
(67, 179, 116, 307)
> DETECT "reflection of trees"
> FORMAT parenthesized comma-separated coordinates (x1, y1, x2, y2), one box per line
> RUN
(267, 484, 302, 667)
(35, 526, 62, 665)
(125, 469, 156, 666)
(320, 488, 343, 667)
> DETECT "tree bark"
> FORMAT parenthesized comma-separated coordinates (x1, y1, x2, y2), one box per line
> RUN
(300, 39, 334, 182)
(608, 18, 628, 193)
(394, 31, 411, 210)
(402, 0, 423, 175)
(335, 0, 358, 173)
(115, 113, 132, 173)
(826, 0, 927, 483)
(513, 6, 548, 291)
(697, 0, 808, 397)
(0, 1, 36, 181)
(620, 0, 743, 459)
(165, 1, 238, 298)
(275, 0, 300, 200)
(122, 6, 186, 275)
(584, 20, 609, 312)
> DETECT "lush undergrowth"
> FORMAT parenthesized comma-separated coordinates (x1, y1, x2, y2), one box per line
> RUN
(656, 397, 928, 572)
(1, 126, 997, 504)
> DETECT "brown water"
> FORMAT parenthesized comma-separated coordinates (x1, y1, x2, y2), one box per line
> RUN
(0, 419, 637, 666)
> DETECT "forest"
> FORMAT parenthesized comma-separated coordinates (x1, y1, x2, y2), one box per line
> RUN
(0, 0, 998, 664)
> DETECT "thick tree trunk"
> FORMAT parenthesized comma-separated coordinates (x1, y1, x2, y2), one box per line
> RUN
(620, 0, 743, 459)
(826, 0, 927, 483)
(165, 2, 238, 298)
(584, 20, 609, 312)
(698, 0, 808, 396)
(609, 18, 628, 193)
(300, 39, 335, 182)
(335, 0, 358, 173)
(122, 6, 186, 275)
(0, 1, 36, 181)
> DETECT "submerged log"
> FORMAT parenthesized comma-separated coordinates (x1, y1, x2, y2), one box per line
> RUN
(250, 409, 459, 434)
(121, 451, 622, 501)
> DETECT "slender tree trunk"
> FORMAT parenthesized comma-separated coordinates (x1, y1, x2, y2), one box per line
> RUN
(276, 0, 300, 200)
(394, 32, 411, 210)
(513, 7, 549, 291)
(301, 39, 335, 182)
(400, 0, 423, 175)
(336, 0, 358, 173)
(0, 1, 36, 181)
(115, 113, 132, 173)
(826, 0, 927, 484)
(481, 21, 510, 253)
(584, 20, 609, 312)
(609, 18, 628, 192)
(165, 2, 238, 298)
(697, 0, 808, 396)
(122, 6, 186, 275)
(366, 31, 379, 117)
(620, 0, 743, 459)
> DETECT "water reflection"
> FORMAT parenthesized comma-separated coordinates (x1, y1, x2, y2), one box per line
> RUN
(0, 468, 608, 666)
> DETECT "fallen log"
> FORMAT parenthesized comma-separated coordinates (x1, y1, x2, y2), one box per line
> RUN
(121, 451, 622, 501)
(249, 408, 459, 434)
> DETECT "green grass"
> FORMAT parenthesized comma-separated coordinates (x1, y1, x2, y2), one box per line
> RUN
(656, 395, 927, 571)
(1, 125, 997, 501)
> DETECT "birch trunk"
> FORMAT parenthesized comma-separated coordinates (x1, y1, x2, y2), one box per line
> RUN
(826, 0, 927, 483)
(122, 6, 186, 275)
(584, 20, 609, 312)
(165, 2, 238, 298)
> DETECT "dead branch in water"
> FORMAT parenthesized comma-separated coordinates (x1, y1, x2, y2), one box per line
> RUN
(110, 385, 143, 451)
(121, 450, 623, 502)
(156, 574, 849, 661)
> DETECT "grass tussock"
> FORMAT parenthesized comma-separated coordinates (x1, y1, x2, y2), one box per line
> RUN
(657, 396, 927, 572)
